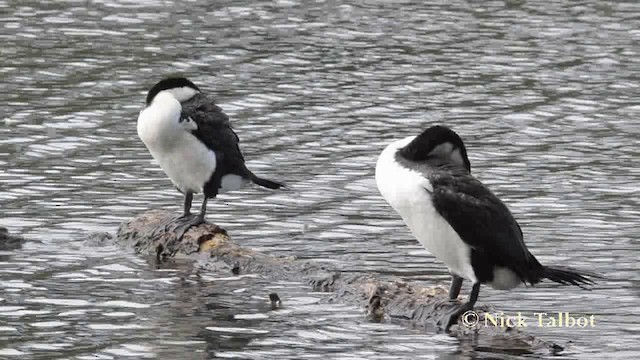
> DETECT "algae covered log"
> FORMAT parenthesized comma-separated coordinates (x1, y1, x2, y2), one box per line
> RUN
(115, 210, 563, 355)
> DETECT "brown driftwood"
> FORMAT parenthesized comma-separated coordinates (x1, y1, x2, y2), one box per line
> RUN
(116, 210, 564, 356)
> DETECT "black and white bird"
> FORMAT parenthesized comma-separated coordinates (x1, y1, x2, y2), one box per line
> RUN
(375, 125, 597, 331)
(137, 77, 283, 238)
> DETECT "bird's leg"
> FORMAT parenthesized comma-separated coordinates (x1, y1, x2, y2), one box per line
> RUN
(197, 197, 208, 222)
(448, 274, 463, 300)
(173, 196, 209, 241)
(151, 191, 195, 237)
(149, 192, 194, 240)
(167, 176, 219, 248)
(438, 282, 480, 332)
(183, 191, 193, 217)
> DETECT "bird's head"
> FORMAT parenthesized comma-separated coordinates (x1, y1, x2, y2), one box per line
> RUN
(398, 125, 471, 172)
(145, 77, 200, 105)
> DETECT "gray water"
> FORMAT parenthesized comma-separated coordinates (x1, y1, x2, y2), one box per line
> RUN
(1, 0, 639, 358)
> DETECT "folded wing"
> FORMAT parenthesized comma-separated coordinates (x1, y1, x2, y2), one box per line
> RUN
(428, 166, 534, 281)
(181, 94, 247, 175)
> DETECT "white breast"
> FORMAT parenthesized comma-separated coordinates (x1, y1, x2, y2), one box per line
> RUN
(137, 92, 217, 194)
(375, 137, 477, 283)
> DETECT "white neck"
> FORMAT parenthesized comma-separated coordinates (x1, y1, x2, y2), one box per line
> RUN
(137, 92, 183, 148)
(165, 86, 199, 103)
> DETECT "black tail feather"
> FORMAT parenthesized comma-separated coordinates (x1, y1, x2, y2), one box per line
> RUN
(543, 266, 600, 289)
(249, 173, 284, 190)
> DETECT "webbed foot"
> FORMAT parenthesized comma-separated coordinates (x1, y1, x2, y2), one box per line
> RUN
(172, 214, 205, 241)
(436, 302, 474, 332)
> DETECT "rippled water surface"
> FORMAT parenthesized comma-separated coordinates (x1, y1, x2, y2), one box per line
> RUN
(1, 0, 639, 358)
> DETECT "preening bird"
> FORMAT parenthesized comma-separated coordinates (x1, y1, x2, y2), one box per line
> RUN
(137, 77, 283, 238)
(375, 125, 598, 331)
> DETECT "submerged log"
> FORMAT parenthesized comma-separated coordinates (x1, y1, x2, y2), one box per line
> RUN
(116, 210, 564, 356)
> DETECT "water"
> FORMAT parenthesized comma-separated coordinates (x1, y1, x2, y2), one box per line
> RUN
(1, 0, 639, 358)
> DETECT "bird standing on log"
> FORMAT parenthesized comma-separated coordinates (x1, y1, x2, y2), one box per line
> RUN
(137, 77, 283, 239)
(375, 125, 598, 331)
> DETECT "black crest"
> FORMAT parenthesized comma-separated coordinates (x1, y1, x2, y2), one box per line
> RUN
(145, 77, 200, 105)
(398, 125, 471, 172)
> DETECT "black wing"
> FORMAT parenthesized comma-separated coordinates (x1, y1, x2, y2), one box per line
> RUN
(428, 165, 534, 277)
(180, 94, 247, 175)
